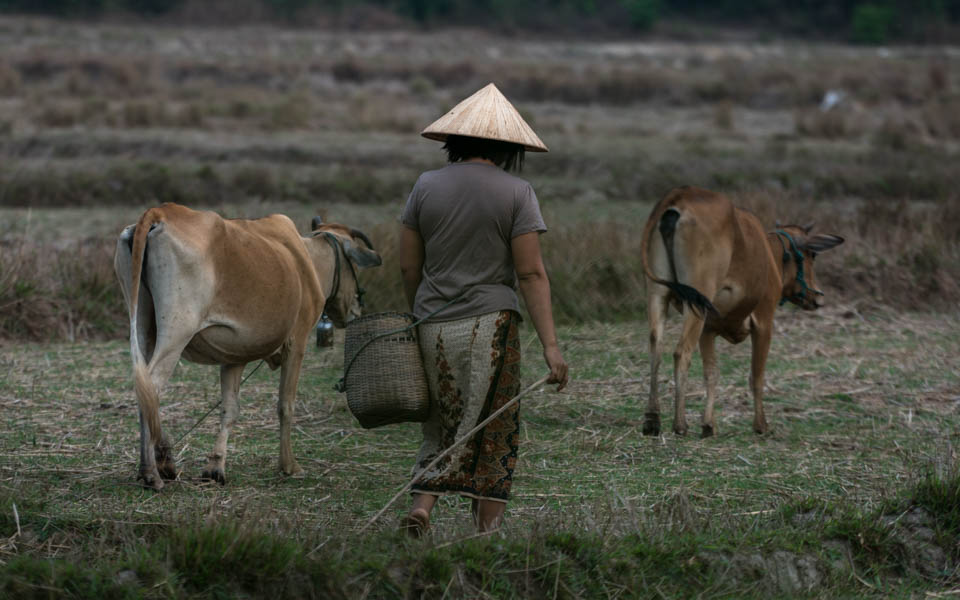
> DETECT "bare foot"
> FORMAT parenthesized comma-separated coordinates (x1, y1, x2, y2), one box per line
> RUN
(400, 508, 430, 538)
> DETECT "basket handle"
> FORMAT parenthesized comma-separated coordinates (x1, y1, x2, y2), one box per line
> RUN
(335, 293, 466, 392)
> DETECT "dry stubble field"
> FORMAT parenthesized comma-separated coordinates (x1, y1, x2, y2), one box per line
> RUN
(1, 303, 959, 597)
(0, 15, 959, 599)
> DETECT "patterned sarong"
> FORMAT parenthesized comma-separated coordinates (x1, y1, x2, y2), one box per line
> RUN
(411, 310, 521, 502)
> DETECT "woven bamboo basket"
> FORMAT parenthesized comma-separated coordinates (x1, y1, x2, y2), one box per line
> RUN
(341, 312, 430, 429)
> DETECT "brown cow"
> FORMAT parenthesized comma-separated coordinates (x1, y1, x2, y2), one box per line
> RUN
(640, 187, 843, 437)
(114, 203, 381, 489)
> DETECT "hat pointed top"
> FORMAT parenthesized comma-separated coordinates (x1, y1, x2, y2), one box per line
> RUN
(421, 83, 548, 152)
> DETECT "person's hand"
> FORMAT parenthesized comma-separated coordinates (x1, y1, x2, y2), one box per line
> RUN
(543, 345, 568, 391)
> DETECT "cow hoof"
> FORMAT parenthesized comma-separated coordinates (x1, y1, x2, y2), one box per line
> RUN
(157, 460, 177, 481)
(642, 413, 661, 437)
(138, 468, 165, 491)
(673, 426, 688, 436)
(155, 441, 177, 481)
(281, 461, 303, 477)
(701, 425, 715, 438)
(201, 468, 226, 485)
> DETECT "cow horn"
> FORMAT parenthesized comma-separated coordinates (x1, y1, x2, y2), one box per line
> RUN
(350, 228, 375, 250)
(775, 219, 782, 229)
(311, 216, 324, 231)
(803, 222, 815, 234)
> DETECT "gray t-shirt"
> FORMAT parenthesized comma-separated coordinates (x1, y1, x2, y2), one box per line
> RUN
(401, 162, 547, 322)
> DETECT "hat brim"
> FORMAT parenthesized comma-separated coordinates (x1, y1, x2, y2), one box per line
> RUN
(420, 83, 549, 153)
(421, 131, 548, 152)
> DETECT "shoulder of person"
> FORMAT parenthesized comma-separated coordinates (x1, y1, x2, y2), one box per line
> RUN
(492, 170, 534, 194)
(417, 166, 451, 183)
(509, 176, 536, 201)
(413, 170, 433, 186)
(408, 170, 443, 199)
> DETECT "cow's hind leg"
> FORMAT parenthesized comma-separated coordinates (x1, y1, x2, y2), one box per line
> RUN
(749, 317, 771, 435)
(673, 311, 706, 436)
(148, 357, 184, 482)
(699, 331, 719, 438)
(202, 363, 244, 484)
(277, 342, 306, 476)
(135, 399, 166, 490)
(644, 290, 669, 436)
(138, 333, 195, 488)
(136, 361, 177, 489)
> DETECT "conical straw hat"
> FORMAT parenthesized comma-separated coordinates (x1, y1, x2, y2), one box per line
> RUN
(421, 83, 548, 152)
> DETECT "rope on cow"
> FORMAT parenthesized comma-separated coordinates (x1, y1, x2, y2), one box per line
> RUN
(319, 231, 367, 309)
(774, 229, 823, 306)
(172, 359, 265, 448)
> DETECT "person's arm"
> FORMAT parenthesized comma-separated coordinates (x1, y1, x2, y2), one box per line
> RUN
(398, 226, 425, 311)
(512, 231, 569, 391)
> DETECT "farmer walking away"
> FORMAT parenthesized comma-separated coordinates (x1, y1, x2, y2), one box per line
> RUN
(397, 83, 569, 536)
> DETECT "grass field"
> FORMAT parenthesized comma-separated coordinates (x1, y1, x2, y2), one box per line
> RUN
(1, 14, 959, 599)
(2, 15, 959, 341)
(1, 305, 959, 597)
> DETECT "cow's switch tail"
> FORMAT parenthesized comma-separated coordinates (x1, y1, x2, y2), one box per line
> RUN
(641, 203, 718, 317)
(128, 208, 164, 443)
(134, 363, 162, 444)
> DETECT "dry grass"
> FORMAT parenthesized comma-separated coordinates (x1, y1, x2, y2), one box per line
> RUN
(0, 238, 121, 341)
(5, 52, 953, 141)
(0, 59, 21, 96)
(0, 305, 958, 596)
(3, 182, 958, 342)
(0, 15, 958, 597)
(0, 18, 956, 144)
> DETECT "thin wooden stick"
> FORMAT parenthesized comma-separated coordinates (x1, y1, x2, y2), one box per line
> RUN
(359, 374, 551, 533)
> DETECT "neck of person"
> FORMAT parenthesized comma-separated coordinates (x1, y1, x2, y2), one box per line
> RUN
(462, 157, 496, 166)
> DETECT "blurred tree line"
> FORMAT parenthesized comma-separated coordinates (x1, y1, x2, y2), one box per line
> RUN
(0, 0, 957, 41)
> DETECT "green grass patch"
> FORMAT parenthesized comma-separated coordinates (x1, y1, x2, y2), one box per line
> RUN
(1, 310, 958, 596)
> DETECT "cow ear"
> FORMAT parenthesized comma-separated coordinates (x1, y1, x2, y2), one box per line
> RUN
(805, 234, 844, 253)
(803, 222, 815, 234)
(311, 216, 324, 231)
(342, 239, 382, 268)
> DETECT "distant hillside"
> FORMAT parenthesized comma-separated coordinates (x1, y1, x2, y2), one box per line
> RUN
(1, 0, 958, 43)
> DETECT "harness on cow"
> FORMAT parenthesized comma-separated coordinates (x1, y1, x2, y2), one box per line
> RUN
(320, 232, 366, 309)
(773, 229, 822, 306)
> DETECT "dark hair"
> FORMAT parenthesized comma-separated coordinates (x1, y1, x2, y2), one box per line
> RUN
(442, 135, 525, 172)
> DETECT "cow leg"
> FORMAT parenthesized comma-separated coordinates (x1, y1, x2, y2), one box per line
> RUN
(699, 331, 719, 438)
(133, 352, 170, 490)
(644, 291, 668, 436)
(137, 331, 195, 489)
(136, 354, 181, 489)
(202, 363, 243, 484)
(672, 312, 705, 436)
(277, 343, 305, 476)
(135, 407, 164, 490)
(749, 318, 771, 434)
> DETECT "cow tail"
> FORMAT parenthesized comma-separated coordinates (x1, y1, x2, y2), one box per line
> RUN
(129, 208, 163, 443)
(641, 198, 717, 317)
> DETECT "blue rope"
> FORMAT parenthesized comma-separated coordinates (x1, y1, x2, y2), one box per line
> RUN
(774, 230, 821, 306)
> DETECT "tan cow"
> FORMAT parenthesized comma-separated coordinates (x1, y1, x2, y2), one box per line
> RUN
(114, 203, 381, 489)
(640, 187, 843, 437)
